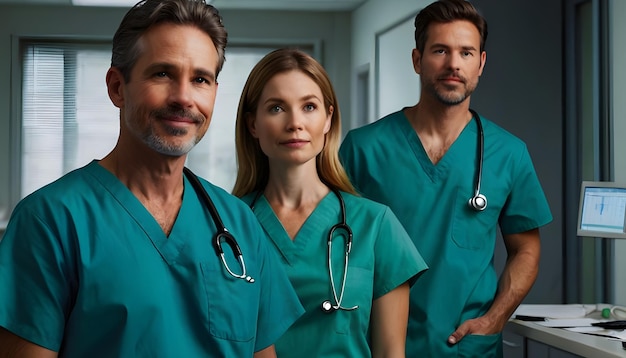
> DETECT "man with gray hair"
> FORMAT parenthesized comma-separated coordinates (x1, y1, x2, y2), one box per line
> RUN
(0, 1, 303, 357)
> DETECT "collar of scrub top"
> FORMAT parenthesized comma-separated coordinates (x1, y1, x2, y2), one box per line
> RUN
(249, 188, 358, 313)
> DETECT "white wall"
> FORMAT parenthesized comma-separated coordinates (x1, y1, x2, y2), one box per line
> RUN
(610, 0, 626, 305)
(350, 0, 431, 128)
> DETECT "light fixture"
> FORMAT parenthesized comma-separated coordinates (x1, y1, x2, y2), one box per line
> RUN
(72, 0, 213, 7)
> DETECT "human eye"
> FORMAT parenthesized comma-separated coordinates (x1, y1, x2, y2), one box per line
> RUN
(433, 49, 446, 54)
(193, 77, 210, 84)
(304, 103, 316, 112)
(269, 105, 283, 113)
(462, 51, 473, 57)
(154, 71, 168, 78)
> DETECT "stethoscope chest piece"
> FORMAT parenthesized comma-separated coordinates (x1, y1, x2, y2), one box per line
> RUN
(321, 300, 335, 313)
(468, 193, 487, 211)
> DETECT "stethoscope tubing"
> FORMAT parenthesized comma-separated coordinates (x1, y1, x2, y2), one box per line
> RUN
(322, 190, 358, 313)
(468, 109, 488, 211)
(250, 188, 358, 313)
(184, 167, 254, 283)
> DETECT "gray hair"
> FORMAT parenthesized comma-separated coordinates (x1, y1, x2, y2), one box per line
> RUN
(111, 0, 227, 82)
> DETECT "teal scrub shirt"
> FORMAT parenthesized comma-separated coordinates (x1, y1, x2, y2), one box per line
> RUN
(241, 191, 427, 358)
(339, 110, 552, 358)
(0, 161, 304, 357)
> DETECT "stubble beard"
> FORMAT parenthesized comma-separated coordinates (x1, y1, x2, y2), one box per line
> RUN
(125, 106, 205, 157)
(423, 76, 479, 107)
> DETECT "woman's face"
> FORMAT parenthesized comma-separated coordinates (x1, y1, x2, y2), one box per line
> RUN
(247, 70, 332, 168)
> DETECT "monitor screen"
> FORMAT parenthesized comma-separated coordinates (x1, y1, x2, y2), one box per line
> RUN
(577, 181, 626, 239)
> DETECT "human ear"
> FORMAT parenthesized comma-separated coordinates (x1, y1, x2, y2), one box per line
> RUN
(412, 48, 422, 75)
(246, 113, 259, 138)
(106, 67, 125, 109)
(324, 106, 333, 134)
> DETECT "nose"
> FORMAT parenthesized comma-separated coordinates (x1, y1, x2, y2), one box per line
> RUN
(285, 110, 304, 132)
(169, 80, 194, 108)
(446, 52, 462, 71)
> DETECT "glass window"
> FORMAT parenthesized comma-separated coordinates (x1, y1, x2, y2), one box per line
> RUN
(19, 42, 302, 199)
(21, 42, 118, 197)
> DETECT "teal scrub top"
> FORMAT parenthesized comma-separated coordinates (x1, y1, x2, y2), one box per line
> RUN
(0, 161, 304, 357)
(241, 191, 428, 358)
(339, 110, 552, 358)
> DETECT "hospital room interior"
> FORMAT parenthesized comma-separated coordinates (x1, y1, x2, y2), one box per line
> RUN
(0, 0, 624, 356)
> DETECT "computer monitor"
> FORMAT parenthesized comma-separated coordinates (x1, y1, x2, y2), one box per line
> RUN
(577, 181, 626, 239)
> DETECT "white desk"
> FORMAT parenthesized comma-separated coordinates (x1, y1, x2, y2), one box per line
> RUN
(505, 317, 626, 358)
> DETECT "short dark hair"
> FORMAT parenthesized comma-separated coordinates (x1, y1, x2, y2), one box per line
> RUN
(111, 0, 227, 82)
(414, 0, 488, 54)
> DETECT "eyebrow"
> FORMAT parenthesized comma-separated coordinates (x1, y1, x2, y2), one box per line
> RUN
(262, 94, 322, 105)
(429, 43, 478, 52)
(143, 63, 216, 81)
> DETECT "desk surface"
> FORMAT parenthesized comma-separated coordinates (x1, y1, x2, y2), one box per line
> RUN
(507, 318, 626, 358)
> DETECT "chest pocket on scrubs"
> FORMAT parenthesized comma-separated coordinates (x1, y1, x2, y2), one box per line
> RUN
(334, 266, 373, 334)
(200, 262, 257, 342)
(451, 187, 500, 250)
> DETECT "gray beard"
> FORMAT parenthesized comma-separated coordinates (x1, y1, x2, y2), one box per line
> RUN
(141, 128, 197, 157)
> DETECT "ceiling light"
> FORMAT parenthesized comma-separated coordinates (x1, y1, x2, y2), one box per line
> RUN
(72, 0, 213, 7)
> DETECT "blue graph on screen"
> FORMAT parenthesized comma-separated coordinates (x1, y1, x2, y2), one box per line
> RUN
(580, 188, 626, 233)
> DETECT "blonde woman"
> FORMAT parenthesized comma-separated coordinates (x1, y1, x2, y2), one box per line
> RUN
(233, 48, 428, 357)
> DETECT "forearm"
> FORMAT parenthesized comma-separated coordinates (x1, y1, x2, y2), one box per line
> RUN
(253, 344, 276, 358)
(0, 327, 57, 358)
(484, 229, 541, 332)
(370, 283, 410, 358)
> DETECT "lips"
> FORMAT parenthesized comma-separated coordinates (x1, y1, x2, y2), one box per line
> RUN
(166, 115, 196, 123)
(280, 139, 310, 148)
(440, 76, 464, 83)
(152, 107, 204, 124)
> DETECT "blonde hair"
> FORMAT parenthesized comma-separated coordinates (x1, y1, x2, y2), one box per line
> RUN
(232, 48, 356, 197)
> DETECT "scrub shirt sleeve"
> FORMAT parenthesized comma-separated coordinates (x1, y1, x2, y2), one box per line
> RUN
(499, 145, 553, 235)
(0, 205, 74, 352)
(253, 227, 304, 352)
(372, 207, 428, 299)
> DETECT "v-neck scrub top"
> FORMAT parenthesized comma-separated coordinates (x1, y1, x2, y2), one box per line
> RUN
(242, 191, 428, 358)
(0, 161, 304, 357)
(339, 110, 552, 357)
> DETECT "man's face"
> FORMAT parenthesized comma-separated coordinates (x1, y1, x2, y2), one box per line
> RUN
(110, 22, 219, 156)
(413, 20, 486, 106)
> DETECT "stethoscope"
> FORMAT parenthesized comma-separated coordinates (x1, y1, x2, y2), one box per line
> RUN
(468, 109, 487, 211)
(184, 167, 255, 283)
(250, 189, 358, 313)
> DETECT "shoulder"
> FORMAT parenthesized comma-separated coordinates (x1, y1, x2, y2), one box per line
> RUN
(193, 176, 255, 217)
(480, 115, 528, 150)
(344, 110, 405, 140)
(15, 163, 96, 213)
(341, 192, 393, 220)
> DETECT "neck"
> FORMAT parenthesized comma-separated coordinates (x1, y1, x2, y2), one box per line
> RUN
(405, 102, 473, 165)
(263, 163, 329, 210)
(406, 101, 473, 134)
(99, 147, 186, 202)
